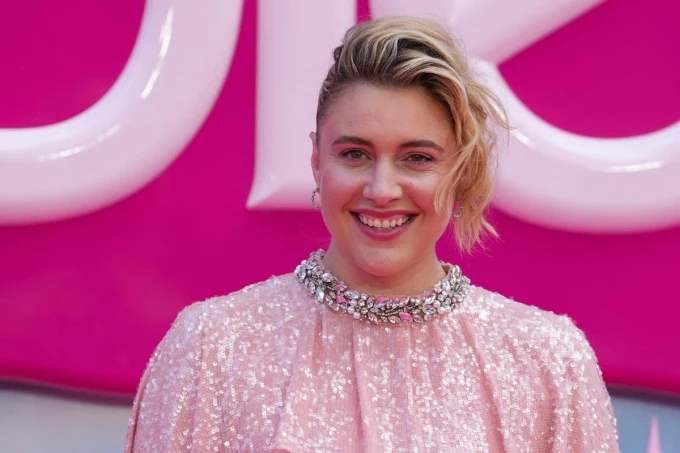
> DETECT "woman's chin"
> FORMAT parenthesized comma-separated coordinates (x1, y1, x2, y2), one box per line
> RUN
(354, 251, 411, 278)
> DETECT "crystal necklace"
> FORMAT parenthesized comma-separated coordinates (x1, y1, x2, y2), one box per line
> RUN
(295, 250, 471, 324)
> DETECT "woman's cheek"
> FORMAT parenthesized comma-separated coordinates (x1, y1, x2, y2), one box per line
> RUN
(324, 168, 361, 197)
(406, 176, 438, 204)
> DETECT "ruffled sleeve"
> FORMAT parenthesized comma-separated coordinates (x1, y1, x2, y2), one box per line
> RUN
(548, 317, 620, 453)
(124, 303, 224, 452)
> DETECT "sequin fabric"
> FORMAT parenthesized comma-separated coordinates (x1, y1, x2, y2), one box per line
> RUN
(125, 273, 619, 452)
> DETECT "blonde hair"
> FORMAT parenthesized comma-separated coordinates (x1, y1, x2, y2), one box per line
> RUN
(316, 17, 509, 253)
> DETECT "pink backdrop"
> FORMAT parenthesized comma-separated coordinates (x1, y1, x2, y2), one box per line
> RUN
(0, 0, 678, 396)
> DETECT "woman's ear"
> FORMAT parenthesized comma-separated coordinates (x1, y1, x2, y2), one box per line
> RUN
(310, 131, 321, 187)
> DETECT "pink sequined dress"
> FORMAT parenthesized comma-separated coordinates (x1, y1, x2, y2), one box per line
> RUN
(124, 273, 619, 452)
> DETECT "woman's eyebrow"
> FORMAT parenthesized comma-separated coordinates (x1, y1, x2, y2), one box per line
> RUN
(399, 139, 445, 153)
(331, 136, 445, 152)
(331, 135, 373, 147)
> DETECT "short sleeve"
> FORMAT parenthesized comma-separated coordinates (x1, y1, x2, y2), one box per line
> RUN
(548, 317, 620, 453)
(124, 303, 223, 452)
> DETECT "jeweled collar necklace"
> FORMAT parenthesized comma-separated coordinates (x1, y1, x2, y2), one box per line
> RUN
(295, 250, 471, 324)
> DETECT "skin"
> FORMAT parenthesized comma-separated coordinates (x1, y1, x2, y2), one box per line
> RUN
(311, 83, 457, 295)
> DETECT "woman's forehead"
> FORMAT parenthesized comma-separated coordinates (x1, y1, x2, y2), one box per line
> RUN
(321, 84, 455, 148)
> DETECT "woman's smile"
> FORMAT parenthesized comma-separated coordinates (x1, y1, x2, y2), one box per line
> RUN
(351, 211, 417, 240)
(356, 213, 414, 229)
(352, 209, 417, 229)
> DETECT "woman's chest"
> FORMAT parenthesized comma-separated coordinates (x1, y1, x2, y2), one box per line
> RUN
(217, 338, 551, 452)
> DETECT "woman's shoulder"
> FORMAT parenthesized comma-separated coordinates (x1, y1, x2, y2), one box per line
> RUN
(168, 272, 309, 338)
(465, 285, 572, 323)
(462, 285, 592, 358)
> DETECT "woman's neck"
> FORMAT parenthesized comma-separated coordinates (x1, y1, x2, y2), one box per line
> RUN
(320, 244, 447, 296)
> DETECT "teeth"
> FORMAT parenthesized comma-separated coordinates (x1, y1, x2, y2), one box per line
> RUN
(357, 214, 412, 230)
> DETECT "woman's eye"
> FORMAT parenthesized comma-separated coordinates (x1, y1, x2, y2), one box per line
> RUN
(407, 153, 434, 164)
(342, 149, 367, 161)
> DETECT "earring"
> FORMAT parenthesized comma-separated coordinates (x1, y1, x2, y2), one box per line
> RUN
(310, 187, 320, 210)
(453, 196, 463, 218)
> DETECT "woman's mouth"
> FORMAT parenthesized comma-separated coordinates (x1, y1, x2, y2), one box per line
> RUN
(352, 213, 416, 230)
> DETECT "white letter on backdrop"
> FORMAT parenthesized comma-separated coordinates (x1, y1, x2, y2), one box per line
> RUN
(0, 0, 242, 224)
(247, 0, 356, 208)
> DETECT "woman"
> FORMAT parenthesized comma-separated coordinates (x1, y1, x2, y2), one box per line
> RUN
(125, 17, 619, 452)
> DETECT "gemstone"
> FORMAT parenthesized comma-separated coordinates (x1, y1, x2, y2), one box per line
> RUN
(337, 295, 346, 304)
(335, 283, 346, 292)
(322, 272, 333, 282)
(437, 306, 446, 314)
(361, 308, 368, 314)
(442, 280, 451, 292)
(388, 316, 400, 324)
(347, 306, 355, 314)
(425, 305, 436, 315)
(413, 296, 423, 306)
(425, 292, 436, 304)
(361, 294, 368, 301)
(316, 287, 325, 302)
(346, 290, 360, 299)
(352, 312, 361, 319)
(413, 315, 424, 323)
(368, 313, 379, 323)
(399, 312, 413, 322)
(433, 300, 441, 308)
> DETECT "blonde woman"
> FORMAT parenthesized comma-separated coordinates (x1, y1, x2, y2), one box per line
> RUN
(125, 17, 619, 452)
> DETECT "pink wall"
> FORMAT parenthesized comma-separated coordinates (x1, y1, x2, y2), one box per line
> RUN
(0, 0, 678, 396)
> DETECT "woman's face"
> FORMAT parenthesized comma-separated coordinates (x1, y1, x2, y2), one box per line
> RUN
(312, 83, 456, 281)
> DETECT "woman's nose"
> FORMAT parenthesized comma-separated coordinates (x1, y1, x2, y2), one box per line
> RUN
(363, 161, 403, 206)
